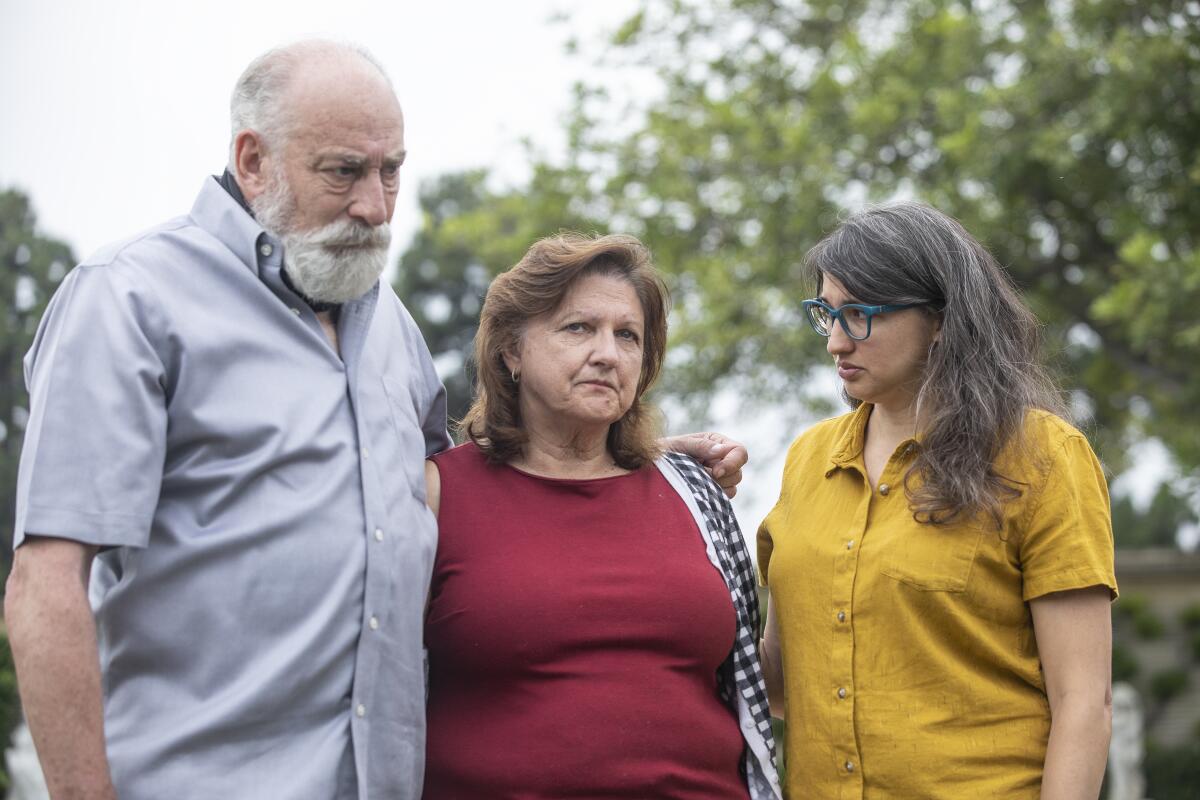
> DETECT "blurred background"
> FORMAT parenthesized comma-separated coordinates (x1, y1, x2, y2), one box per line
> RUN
(2, 0, 1198, 796)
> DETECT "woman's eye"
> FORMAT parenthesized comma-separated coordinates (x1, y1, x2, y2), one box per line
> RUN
(564, 322, 587, 333)
(617, 329, 640, 342)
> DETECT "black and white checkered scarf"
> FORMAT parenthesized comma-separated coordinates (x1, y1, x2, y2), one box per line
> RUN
(659, 453, 781, 800)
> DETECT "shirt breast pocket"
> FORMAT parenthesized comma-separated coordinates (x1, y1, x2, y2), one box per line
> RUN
(879, 523, 984, 593)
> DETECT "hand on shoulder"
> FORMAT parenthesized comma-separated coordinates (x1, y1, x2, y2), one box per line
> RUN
(660, 432, 748, 498)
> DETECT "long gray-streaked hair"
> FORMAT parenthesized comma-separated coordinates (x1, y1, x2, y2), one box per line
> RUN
(227, 39, 392, 169)
(804, 201, 1066, 527)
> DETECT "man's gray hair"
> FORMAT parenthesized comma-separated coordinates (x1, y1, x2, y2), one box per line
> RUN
(227, 40, 392, 169)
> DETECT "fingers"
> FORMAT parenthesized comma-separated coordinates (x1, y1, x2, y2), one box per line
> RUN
(660, 432, 749, 496)
(707, 441, 749, 481)
(715, 467, 742, 499)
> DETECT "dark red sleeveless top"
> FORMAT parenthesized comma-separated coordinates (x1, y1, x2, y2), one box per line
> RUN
(422, 442, 749, 799)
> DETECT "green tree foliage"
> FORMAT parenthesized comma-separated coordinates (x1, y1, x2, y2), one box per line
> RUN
(394, 161, 604, 423)
(0, 190, 72, 566)
(1111, 642, 1139, 681)
(0, 630, 18, 789)
(395, 173, 496, 422)
(1150, 667, 1190, 703)
(1181, 602, 1200, 631)
(1145, 739, 1200, 800)
(396, 0, 1200, 471)
(1110, 484, 1198, 549)
(1135, 610, 1166, 640)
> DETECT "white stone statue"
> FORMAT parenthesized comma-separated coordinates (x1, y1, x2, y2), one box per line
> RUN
(1108, 681, 1146, 800)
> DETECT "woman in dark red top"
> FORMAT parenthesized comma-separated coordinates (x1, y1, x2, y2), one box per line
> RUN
(422, 233, 779, 799)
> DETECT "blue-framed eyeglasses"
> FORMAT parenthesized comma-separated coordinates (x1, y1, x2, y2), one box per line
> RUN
(801, 299, 924, 341)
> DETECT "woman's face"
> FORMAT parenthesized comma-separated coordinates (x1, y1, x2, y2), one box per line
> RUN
(505, 273, 646, 440)
(820, 273, 941, 413)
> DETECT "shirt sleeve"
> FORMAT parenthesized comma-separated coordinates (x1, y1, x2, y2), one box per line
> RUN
(417, 354, 451, 458)
(1019, 432, 1118, 601)
(757, 430, 815, 588)
(14, 263, 168, 550)
(756, 425, 821, 588)
(395, 299, 451, 457)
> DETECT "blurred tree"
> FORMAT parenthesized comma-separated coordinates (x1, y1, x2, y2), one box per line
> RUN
(0, 190, 72, 570)
(1145, 739, 1200, 800)
(0, 629, 18, 789)
(394, 155, 603, 425)
(395, 172, 496, 423)
(1111, 483, 1198, 549)
(396, 0, 1200, 472)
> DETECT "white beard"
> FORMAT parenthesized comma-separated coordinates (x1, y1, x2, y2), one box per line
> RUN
(251, 172, 391, 304)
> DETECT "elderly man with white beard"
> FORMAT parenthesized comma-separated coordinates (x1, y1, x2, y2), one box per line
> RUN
(3, 39, 748, 800)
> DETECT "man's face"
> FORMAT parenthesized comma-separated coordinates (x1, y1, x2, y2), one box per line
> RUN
(251, 62, 406, 304)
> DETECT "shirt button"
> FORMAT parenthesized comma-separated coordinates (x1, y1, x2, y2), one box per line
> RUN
(846, 540, 855, 550)
(837, 610, 846, 622)
(845, 760, 855, 773)
(291, 307, 301, 316)
(369, 616, 379, 630)
(879, 483, 890, 496)
(355, 704, 366, 718)
(361, 446, 370, 459)
(837, 687, 848, 699)
(259, 243, 273, 257)
(374, 528, 384, 542)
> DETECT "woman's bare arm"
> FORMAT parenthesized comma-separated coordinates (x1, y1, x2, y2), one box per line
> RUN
(1031, 585, 1113, 800)
(424, 460, 441, 517)
(759, 593, 785, 718)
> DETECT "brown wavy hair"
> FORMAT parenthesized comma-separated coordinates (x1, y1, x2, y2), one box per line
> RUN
(804, 202, 1066, 528)
(461, 232, 669, 469)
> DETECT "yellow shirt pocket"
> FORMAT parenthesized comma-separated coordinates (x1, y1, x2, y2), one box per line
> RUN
(879, 524, 984, 593)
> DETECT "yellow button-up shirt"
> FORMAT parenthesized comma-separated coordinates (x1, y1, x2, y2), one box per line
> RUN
(759, 405, 1117, 799)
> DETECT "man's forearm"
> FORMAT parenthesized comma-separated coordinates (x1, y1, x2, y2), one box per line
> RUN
(6, 551, 117, 800)
(1040, 697, 1111, 800)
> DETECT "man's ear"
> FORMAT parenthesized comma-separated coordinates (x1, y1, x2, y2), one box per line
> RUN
(233, 130, 271, 203)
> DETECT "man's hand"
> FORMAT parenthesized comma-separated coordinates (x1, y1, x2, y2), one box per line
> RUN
(660, 432, 748, 498)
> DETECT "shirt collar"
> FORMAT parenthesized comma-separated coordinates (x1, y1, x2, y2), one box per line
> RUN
(198, 172, 341, 313)
(190, 175, 272, 275)
(216, 168, 255, 217)
(827, 402, 872, 475)
(825, 402, 921, 477)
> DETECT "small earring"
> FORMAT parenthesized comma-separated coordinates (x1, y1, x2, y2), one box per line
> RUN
(511, 370, 520, 384)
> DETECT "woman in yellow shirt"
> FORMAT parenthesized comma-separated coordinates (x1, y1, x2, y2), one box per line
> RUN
(759, 202, 1116, 799)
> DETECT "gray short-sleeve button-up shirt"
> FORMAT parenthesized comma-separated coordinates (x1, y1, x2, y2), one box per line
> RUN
(15, 177, 451, 800)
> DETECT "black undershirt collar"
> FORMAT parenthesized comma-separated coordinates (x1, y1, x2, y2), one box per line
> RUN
(214, 169, 340, 314)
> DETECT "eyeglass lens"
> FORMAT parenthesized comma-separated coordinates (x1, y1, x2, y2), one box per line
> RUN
(808, 304, 870, 339)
